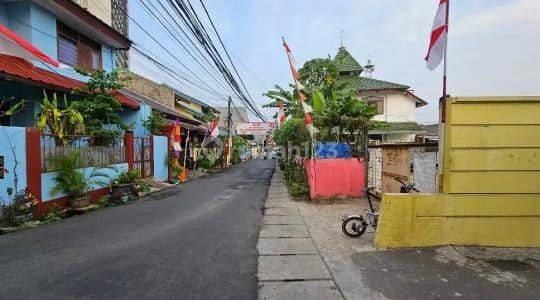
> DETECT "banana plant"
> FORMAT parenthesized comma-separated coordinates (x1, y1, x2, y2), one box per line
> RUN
(0, 99, 24, 117)
(262, 84, 304, 118)
(38, 91, 84, 145)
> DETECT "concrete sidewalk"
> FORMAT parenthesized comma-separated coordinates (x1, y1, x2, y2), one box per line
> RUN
(256, 167, 343, 300)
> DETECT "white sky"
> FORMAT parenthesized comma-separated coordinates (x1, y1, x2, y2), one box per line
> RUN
(131, 0, 540, 123)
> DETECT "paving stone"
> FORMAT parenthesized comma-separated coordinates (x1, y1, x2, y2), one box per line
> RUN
(263, 215, 304, 225)
(259, 225, 309, 237)
(257, 255, 331, 281)
(257, 238, 317, 255)
(259, 280, 342, 300)
(266, 195, 290, 200)
(264, 201, 296, 208)
(267, 192, 289, 198)
(264, 207, 299, 216)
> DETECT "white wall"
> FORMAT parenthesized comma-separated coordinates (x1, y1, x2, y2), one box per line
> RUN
(358, 91, 417, 123)
(412, 151, 437, 193)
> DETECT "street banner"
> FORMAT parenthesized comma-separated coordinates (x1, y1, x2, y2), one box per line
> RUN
(236, 122, 276, 135)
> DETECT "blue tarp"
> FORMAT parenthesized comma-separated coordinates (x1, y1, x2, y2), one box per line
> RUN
(315, 142, 351, 159)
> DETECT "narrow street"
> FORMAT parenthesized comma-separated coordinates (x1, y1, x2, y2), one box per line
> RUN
(0, 159, 274, 300)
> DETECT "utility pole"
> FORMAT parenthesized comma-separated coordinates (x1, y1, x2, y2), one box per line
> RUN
(226, 96, 232, 166)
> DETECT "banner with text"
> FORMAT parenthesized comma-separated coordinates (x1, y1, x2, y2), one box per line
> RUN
(236, 122, 276, 135)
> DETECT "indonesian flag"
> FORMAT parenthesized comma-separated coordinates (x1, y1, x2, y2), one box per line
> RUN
(425, 0, 448, 71)
(209, 118, 219, 138)
(202, 118, 219, 147)
(0, 23, 60, 67)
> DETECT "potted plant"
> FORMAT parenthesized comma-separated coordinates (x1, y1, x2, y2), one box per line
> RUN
(0, 188, 39, 228)
(51, 151, 111, 209)
(110, 169, 140, 204)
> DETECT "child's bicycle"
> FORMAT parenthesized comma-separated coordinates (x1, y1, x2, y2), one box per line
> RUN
(341, 178, 418, 238)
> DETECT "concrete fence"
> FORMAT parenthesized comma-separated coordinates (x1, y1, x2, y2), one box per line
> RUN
(375, 96, 540, 248)
(0, 126, 169, 214)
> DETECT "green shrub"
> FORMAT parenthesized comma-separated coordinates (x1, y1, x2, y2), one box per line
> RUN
(98, 196, 110, 208)
(281, 157, 310, 199)
(51, 151, 86, 198)
(139, 181, 151, 193)
(40, 212, 61, 224)
(113, 169, 140, 185)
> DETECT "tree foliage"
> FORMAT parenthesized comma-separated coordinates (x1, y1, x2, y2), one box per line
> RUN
(273, 118, 310, 148)
(267, 58, 378, 155)
(298, 58, 339, 90)
(71, 69, 128, 134)
(143, 111, 167, 135)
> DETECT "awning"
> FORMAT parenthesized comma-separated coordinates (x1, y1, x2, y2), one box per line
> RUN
(0, 54, 139, 109)
(121, 88, 207, 134)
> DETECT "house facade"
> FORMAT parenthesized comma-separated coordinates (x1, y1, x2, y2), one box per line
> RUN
(0, 0, 143, 128)
(334, 46, 427, 143)
(0, 0, 173, 139)
(173, 89, 219, 124)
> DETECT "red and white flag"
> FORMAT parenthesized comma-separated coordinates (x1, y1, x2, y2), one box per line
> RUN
(209, 118, 219, 138)
(282, 37, 318, 136)
(0, 23, 60, 67)
(425, 0, 448, 71)
(201, 118, 219, 148)
(278, 102, 286, 125)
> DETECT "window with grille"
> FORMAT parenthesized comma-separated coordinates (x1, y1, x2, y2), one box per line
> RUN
(57, 22, 102, 71)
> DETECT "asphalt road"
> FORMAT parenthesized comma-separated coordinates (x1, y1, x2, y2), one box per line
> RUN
(0, 159, 274, 300)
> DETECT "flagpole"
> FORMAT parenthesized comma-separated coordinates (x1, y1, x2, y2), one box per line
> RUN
(442, 0, 449, 100)
(438, 0, 450, 193)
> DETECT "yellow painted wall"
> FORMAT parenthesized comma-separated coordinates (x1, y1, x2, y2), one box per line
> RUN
(176, 107, 199, 122)
(176, 97, 203, 114)
(375, 96, 540, 249)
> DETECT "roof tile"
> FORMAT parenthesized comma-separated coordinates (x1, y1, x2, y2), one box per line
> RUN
(339, 76, 410, 91)
(334, 47, 363, 74)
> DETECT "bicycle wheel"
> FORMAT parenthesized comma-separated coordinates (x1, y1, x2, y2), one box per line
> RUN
(342, 216, 368, 237)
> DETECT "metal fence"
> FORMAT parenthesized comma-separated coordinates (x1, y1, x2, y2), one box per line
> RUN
(41, 134, 126, 173)
(134, 136, 153, 178)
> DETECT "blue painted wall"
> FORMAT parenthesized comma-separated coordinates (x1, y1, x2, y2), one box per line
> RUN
(102, 45, 115, 71)
(0, 1, 115, 74)
(153, 135, 168, 181)
(29, 4, 56, 60)
(41, 163, 127, 202)
(0, 126, 27, 205)
(4, 2, 31, 40)
(119, 103, 151, 137)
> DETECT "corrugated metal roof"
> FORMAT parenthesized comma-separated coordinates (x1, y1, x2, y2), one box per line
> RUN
(0, 54, 139, 109)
